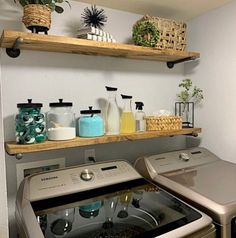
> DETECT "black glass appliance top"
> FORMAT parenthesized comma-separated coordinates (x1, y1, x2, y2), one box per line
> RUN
(32, 178, 201, 238)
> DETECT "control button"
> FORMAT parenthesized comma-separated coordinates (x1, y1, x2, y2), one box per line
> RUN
(179, 153, 190, 162)
(80, 169, 94, 181)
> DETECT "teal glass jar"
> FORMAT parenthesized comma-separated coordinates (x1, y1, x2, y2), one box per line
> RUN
(78, 106, 104, 137)
(15, 99, 46, 144)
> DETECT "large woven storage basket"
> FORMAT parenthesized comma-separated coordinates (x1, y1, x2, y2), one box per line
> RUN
(22, 4, 51, 30)
(135, 15, 187, 51)
(146, 116, 182, 131)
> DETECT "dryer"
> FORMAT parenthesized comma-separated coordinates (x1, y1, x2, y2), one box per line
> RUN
(135, 147, 236, 238)
(16, 160, 215, 238)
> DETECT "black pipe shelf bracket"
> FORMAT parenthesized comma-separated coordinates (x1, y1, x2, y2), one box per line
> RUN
(169, 132, 198, 138)
(187, 132, 198, 137)
(6, 37, 24, 58)
(166, 56, 196, 69)
(15, 153, 23, 160)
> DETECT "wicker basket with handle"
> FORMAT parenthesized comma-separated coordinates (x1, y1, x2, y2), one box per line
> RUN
(22, 4, 51, 33)
(145, 116, 182, 131)
(134, 15, 187, 51)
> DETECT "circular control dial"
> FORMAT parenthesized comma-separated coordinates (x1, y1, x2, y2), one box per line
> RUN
(179, 152, 190, 162)
(80, 169, 94, 181)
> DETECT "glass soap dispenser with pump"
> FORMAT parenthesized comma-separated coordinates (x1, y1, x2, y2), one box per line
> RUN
(135, 102, 146, 132)
(120, 94, 135, 134)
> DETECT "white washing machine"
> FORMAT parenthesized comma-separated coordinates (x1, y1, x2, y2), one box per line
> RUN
(16, 160, 215, 238)
(135, 147, 236, 238)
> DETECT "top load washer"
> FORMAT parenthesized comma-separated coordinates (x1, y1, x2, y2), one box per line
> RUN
(135, 147, 236, 238)
(16, 160, 215, 238)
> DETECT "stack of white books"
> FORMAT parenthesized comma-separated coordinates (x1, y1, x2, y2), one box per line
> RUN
(77, 26, 117, 43)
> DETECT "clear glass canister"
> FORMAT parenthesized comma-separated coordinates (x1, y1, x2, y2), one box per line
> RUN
(15, 99, 46, 144)
(47, 99, 76, 141)
(105, 86, 120, 135)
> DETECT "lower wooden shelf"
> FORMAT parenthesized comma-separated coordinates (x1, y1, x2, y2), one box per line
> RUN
(5, 128, 201, 156)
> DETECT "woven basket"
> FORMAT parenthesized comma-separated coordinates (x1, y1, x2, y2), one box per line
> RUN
(145, 116, 182, 131)
(134, 15, 187, 51)
(22, 4, 51, 31)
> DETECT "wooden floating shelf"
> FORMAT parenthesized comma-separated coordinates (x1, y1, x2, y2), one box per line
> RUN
(5, 128, 201, 155)
(0, 30, 200, 65)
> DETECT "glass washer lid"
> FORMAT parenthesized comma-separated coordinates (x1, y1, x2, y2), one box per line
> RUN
(32, 178, 201, 238)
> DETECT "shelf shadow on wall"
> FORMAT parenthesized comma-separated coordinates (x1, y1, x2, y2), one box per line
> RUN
(1, 50, 184, 76)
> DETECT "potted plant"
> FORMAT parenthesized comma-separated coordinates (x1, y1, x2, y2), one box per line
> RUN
(175, 79, 203, 128)
(14, 0, 70, 34)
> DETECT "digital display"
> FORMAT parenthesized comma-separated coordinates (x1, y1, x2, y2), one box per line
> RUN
(101, 166, 117, 171)
(191, 151, 202, 155)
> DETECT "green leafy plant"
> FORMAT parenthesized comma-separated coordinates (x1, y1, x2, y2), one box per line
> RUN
(14, 0, 71, 13)
(177, 79, 203, 104)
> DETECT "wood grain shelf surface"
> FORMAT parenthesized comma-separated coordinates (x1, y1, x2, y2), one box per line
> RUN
(5, 128, 201, 155)
(0, 30, 200, 62)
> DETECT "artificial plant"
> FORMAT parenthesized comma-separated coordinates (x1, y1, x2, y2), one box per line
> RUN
(14, 0, 71, 13)
(81, 5, 107, 29)
(176, 79, 203, 127)
(177, 79, 203, 104)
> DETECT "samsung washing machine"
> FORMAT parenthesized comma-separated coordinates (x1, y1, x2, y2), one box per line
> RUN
(16, 160, 216, 238)
(135, 147, 236, 238)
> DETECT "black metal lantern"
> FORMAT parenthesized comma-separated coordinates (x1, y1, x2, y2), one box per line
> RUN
(175, 102, 194, 128)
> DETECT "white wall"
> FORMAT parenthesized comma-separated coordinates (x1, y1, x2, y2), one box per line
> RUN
(0, 50, 9, 238)
(0, 1, 191, 237)
(185, 0, 236, 162)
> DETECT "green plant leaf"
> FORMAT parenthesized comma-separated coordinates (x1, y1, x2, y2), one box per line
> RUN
(41, 0, 52, 4)
(15, 0, 70, 13)
(177, 79, 203, 104)
(19, 0, 28, 6)
(48, 3, 55, 11)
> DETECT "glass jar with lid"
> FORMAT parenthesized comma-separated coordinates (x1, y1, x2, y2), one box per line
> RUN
(78, 106, 104, 137)
(15, 99, 46, 144)
(47, 99, 76, 140)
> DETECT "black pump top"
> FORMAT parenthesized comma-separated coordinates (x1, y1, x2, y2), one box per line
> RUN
(121, 94, 132, 99)
(17, 99, 43, 108)
(80, 106, 101, 114)
(105, 86, 117, 91)
(135, 102, 144, 110)
(49, 99, 73, 107)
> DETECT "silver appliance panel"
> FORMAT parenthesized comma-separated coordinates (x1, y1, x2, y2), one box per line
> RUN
(134, 147, 236, 238)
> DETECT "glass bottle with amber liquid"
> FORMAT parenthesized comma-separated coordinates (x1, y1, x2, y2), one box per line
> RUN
(120, 94, 135, 133)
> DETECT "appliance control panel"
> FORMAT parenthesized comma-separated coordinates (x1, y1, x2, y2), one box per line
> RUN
(144, 147, 219, 175)
(28, 160, 141, 202)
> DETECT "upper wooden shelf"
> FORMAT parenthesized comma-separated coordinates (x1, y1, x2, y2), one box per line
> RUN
(5, 128, 201, 156)
(0, 30, 200, 67)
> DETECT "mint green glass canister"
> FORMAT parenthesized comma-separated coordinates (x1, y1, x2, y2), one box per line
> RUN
(15, 99, 46, 144)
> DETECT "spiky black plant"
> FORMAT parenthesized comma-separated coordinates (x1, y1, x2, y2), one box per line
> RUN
(81, 5, 107, 29)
